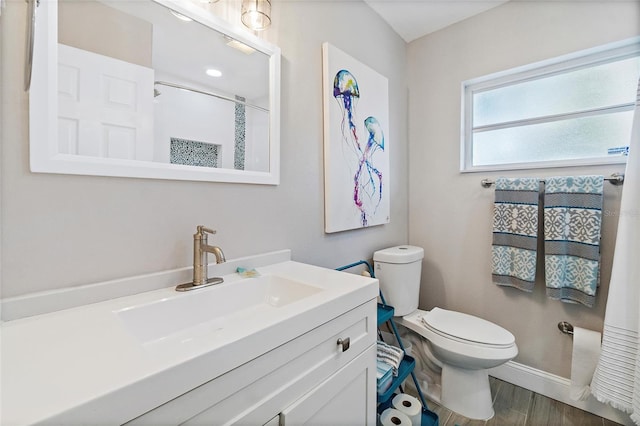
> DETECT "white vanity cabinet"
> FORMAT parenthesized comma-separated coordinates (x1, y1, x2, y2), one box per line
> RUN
(126, 299, 377, 425)
(2, 256, 379, 425)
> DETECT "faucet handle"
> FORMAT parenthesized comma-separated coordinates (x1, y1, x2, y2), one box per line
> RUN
(196, 225, 216, 235)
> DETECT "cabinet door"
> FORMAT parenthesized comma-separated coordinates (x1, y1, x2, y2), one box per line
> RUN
(280, 344, 376, 425)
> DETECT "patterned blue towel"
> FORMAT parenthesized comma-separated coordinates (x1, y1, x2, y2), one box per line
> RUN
(544, 176, 604, 307)
(492, 177, 540, 292)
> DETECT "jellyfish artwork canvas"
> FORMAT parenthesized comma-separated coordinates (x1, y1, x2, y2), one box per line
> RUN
(322, 42, 390, 233)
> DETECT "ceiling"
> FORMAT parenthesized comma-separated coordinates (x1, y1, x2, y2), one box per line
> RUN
(362, 0, 511, 43)
(105, 0, 270, 100)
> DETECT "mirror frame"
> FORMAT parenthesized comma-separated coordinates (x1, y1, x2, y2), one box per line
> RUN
(30, 0, 281, 184)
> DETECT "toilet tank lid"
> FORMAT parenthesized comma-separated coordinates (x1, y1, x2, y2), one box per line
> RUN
(373, 246, 424, 264)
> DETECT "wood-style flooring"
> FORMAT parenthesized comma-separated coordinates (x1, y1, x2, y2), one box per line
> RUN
(421, 377, 623, 426)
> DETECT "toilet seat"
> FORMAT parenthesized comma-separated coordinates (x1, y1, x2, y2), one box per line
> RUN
(401, 309, 515, 349)
(422, 307, 515, 348)
(398, 308, 518, 370)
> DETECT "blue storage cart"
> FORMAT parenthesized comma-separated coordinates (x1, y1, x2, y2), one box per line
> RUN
(336, 260, 439, 426)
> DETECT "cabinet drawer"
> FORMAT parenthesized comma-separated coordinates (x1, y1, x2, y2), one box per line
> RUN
(127, 299, 376, 425)
(280, 344, 377, 425)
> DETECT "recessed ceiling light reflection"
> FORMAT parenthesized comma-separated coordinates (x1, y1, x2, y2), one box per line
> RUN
(206, 68, 223, 78)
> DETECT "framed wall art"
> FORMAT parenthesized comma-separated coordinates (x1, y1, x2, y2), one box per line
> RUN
(322, 42, 390, 233)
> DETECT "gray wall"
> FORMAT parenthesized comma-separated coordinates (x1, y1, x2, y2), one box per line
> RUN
(407, 1, 639, 378)
(0, 0, 408, 298)
(59, 0, 153, 67)
(4, 0, 637, 383)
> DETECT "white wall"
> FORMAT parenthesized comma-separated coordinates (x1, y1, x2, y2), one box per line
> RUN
(153, 85, 236, 167)
(407, 1, 640, 379)
(0, 0, 408, 299)
(245, 104, 270, 172)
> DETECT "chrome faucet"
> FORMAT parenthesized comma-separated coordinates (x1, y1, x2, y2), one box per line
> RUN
(176, 225, 226, 292)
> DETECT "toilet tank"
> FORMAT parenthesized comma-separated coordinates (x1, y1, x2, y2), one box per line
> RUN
(373, 246, 424, 316)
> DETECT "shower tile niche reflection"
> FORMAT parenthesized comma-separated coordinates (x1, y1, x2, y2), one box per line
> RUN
(170, 138, 221, 168)
(234, 96, 246, 170)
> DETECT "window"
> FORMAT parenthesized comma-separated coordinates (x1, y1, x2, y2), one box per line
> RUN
(461, 37, 640, 172)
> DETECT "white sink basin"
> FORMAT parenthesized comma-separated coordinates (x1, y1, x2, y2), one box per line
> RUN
(116, 274, 323, 343)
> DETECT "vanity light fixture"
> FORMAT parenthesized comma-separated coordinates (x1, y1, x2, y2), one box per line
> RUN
(241, 0, 271, 31)
(224, 36, 256, 55)
(206, 68, 223, 77)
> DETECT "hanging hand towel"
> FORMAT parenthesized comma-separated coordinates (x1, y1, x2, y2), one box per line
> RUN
(491, 177, 540, 292)
(544, 175, 604, 307)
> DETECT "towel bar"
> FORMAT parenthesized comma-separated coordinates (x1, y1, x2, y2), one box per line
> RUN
(558, 321, 574, 336)
(481, 173, 624, 188)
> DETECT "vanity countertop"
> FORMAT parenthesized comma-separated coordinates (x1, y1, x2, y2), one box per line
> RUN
(1, 260, 378, 425)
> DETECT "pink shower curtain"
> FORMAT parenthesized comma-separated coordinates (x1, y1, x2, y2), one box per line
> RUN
(590, 78, 640, 423)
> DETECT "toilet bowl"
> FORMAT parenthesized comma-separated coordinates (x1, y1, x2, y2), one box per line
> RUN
(374, 246, 518, 421)
(397, 308, 517, 420)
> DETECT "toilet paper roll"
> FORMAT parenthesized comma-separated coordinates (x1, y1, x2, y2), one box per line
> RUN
(570, 326, 601, 401)
(392, 393, 422, 425)
(379, 408, 412, 426)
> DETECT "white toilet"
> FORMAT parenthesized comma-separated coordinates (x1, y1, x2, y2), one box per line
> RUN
(374, 246, 518, 421)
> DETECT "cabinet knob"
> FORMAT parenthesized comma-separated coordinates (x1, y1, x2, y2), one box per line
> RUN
(337, 337, 350, 352)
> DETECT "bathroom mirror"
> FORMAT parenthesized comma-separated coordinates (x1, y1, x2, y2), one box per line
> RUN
(29, 0, 281, 184)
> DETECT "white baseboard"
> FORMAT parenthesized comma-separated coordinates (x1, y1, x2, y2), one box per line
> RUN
(489, 361, 633, 425)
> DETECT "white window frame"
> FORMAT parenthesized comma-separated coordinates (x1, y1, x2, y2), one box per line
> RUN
(460, 36, 640, 172)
